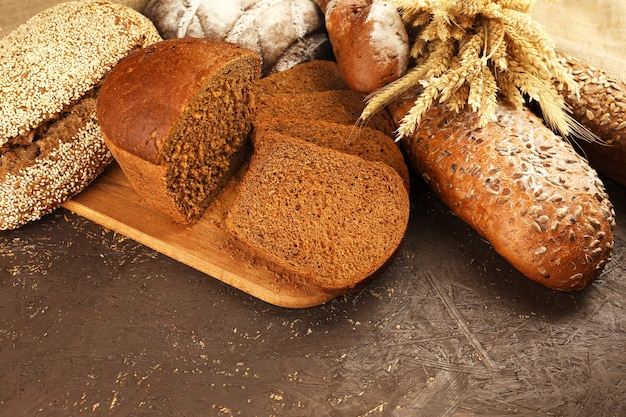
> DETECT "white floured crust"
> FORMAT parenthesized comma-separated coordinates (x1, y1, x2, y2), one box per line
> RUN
(144, 0, 330, 75)
(0, 115, 112, 230)
(0, 0, 162, 144)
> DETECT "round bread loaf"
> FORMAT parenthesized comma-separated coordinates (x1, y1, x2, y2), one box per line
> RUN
(97, 38, 262, 226)
(0, 0, 162, 230)
(144, 0, 332, 76)
(324, 0, 409, 93)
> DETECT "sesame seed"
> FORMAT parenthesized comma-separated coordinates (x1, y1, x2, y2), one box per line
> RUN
(0, 0, 161, 145)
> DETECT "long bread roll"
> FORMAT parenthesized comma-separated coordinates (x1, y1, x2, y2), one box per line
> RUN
(388, 98, 615, 291)
(0, 0, 161, 230)
(557, 55, 626, 187)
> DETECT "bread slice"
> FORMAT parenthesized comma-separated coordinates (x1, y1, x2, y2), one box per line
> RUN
(225, 130, 410, 292)
(254, 60, 350, 95)
(255, 90, 397, 138)
(97, 38, 261, 226)
(253, 117, 409, 190)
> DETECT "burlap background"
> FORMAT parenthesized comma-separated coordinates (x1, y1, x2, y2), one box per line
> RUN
(533, 0, 626, 82)
(1, 0, 624, 81)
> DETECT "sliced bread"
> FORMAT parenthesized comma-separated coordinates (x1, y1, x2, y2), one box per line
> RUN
(254, 59, 350, 95)
(225, 130, 410, 292)
(255, 89, 397, 138)
(253, 117, 409, 190)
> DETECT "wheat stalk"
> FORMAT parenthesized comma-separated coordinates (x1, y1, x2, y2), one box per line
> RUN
(362, 0, 593, 142)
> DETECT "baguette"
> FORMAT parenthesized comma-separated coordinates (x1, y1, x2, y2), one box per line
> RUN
(0, 0, 161, 230)
(388, 97, 615, 291)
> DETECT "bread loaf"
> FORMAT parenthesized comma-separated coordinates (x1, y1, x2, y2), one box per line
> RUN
(0, 0, 161, 230)
(323, 0, 409, 93)
(225, 130, 410, 292)
(389, 98, 615, 291)
(97, 38, 261, 225)
(253, 117, 409, 190)
(144, 0, 332, 76)
(557, 55, 626, 187)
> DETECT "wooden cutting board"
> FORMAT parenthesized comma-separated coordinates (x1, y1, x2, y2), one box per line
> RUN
(61, 162, 338, 308)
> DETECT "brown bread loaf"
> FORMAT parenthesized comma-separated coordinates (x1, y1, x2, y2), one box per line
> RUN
(556, 55, 626, 187)
(97, 38, 261, 226)
(323, 0, 409, 93)
(0, 0, 161, 230)
(225, 130, 410, 292)
(388, 98, 615, 291)
(253, 117, 409, 190)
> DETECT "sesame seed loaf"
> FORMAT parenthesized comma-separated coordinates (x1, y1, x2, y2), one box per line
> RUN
(253, 117, 410, 190)
(389, 98, 615, 291)
(557, 55, 626, 187)
(97, 38, 262, 226)
(255, 90, 397, 138)
(225, 130, 410, 292)
(254, 60, 350, 95)
(0, 0, 162, 230)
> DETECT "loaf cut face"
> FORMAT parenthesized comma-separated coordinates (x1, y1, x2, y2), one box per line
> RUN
(225, 131, 410, 292)
(253, 117, 409, 190)
(254, 60, 350, 95)
(97, 38, 262, 225)
(255, 90, 397, 138)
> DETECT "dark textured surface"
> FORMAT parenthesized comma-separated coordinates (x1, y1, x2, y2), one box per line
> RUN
(1, 173, 625, 417)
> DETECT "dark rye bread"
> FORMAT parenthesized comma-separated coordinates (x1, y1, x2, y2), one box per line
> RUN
(225, 130, 410, 292)
(253, 117, 409, 190)
(97, 38, 261, 226)
(254, 60, 350, 95)
(255, 89, 397, 138)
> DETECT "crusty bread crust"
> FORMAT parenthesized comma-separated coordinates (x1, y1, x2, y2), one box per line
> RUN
(97, 38, 261, 225)
(389, 98, 615, 291)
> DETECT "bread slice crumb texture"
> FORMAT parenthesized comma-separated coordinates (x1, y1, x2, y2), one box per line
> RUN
(225, 132, 410, 291)
(97, 38, 262, 225)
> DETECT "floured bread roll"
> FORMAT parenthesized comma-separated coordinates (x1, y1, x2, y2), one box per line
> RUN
(144, 0, 332, 75)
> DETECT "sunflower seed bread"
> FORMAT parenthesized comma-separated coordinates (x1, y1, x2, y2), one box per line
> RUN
(0, 0, 161, 230)
(389, 98, 615, 291)
(557, 55, 626, 187)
